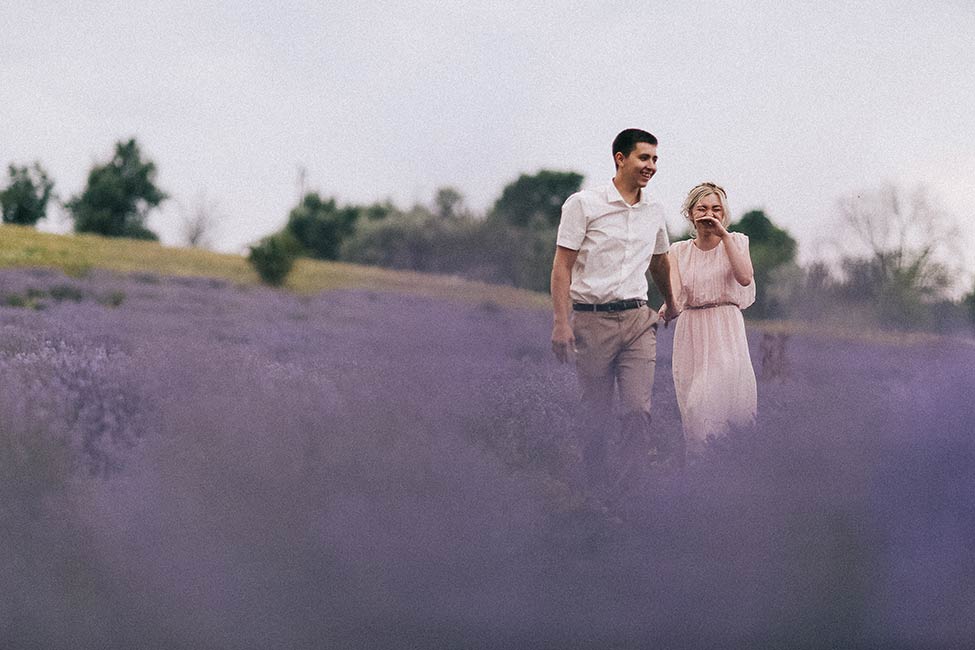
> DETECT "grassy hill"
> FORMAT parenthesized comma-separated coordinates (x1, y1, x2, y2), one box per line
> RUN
(0, 224, 549, 309)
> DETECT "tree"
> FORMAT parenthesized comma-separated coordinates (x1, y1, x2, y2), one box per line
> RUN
(490, 170, 584, 229)
(67, 139, 166, 239)
(1, 162, 55, 226)
(836, 183, 956, 324)
(340, 205, 479, 273)
(178, 190, 222, 248)
(363, 200, 395, 221)
(285, 192, 359, 260)
(732, 210, 798, 317)
(432, 186, 467, 221)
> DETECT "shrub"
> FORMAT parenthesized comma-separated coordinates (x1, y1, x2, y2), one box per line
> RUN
(4, 294, 29, 308)
(99, 291, 126, 308)
(248, 232, 300, 286)
(48, 284, 85, 302)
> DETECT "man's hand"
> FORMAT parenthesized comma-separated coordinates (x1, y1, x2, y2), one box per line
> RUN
(658, 302, 680, 327)
(550, 245, 579, 363)
(551, 321, 575, 363)
(648, 252, 676, 325)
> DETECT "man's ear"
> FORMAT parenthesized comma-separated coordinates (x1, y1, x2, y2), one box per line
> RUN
(614, 151, 624, 169)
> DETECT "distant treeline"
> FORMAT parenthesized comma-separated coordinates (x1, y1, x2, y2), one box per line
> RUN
(3, 138, 974, 333)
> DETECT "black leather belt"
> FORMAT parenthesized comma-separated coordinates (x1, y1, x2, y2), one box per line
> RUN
(572, 299, 647, 312)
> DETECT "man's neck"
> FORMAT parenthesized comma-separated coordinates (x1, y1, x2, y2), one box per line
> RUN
(612, 176, 642, 206)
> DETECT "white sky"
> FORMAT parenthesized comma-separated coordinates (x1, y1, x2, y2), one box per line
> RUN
(3, 1, 974, 279)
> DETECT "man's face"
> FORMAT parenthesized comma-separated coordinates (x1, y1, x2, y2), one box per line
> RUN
(616, 142, 658, 187)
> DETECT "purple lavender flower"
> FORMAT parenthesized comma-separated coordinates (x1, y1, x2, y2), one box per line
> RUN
(0, 267, 972, 648)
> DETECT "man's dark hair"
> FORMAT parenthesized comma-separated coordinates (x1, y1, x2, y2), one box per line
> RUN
(612, 129, 657, 166)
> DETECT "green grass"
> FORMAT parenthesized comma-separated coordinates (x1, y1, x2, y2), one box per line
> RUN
(0, 224, 549, 309)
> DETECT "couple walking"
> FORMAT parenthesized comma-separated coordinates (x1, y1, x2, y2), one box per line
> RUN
(551, 128, 756, 485)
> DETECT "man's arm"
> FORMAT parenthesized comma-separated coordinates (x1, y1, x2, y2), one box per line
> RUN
(551, 245, 578, 363)
(648, 253, 679, 323)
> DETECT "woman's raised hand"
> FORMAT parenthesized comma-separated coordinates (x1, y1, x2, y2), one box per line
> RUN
(694, 216, 729, 239)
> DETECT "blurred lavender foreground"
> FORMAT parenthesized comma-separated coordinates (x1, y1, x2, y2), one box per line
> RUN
(1, 267, 973, 650)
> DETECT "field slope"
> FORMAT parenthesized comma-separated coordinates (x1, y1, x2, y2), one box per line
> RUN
(0, 224, 548, 308)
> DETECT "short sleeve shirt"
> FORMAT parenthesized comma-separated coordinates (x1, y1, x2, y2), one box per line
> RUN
(556, 182, 670, 304)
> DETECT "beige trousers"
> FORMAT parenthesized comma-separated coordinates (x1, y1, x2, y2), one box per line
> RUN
(572, 305, 658, 484)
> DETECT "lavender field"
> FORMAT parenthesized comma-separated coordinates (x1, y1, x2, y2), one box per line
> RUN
(1, 266, 973, 649)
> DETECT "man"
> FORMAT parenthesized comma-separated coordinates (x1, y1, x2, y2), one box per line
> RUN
(551, 128, 678, 488)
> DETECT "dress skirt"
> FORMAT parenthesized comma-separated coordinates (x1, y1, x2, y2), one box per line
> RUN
(672, 303, 757, 450)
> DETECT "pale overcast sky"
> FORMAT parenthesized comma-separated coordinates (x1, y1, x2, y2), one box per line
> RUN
(2, 1, 973, 276)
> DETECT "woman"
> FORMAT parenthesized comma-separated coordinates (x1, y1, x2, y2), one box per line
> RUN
(661, 182, 757, 453)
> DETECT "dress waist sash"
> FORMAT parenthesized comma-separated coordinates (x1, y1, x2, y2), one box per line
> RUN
(684, 301, 739, 310)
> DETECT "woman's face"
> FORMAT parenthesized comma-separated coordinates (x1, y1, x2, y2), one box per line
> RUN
(691, 192, 725, 232)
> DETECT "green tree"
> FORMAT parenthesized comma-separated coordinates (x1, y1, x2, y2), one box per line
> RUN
(339, 204, 554, 291)
(285, 192, 359, 260)
(363, 200, 395, 221)
(1, 162, 56, 226)
(481, 223, 559, 292)
(490, 170, 583, 229)
(732, 209, 798, 317)
(67, 139, 165, 239)
(432, 186, 468, 221)
(341, 206, 482, 273)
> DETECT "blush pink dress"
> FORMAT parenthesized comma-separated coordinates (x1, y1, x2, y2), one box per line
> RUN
(669, 232, 757, 450)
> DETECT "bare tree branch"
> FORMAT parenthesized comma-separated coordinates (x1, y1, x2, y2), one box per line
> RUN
(179, 190, 222, 249)
(836, 182, 960, 299)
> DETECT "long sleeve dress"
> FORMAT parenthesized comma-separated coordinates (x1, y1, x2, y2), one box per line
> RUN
(669, 232, 757, 450)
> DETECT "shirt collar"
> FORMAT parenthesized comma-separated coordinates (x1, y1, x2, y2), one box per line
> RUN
(605, 180, 648, 206)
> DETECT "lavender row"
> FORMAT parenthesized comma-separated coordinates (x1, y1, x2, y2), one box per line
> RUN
(1, 267, 972, 649)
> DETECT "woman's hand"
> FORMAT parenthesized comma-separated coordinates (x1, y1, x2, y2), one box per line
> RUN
(657, 303, 680, 327)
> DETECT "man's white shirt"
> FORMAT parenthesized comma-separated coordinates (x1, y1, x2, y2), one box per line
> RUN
(556, 182, 670, 305)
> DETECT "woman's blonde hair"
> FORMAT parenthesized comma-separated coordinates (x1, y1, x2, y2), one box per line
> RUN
(681, 182, 730, 237)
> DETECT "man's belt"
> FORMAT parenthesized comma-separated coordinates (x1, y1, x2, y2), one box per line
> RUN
(572, 299, 647, 312)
